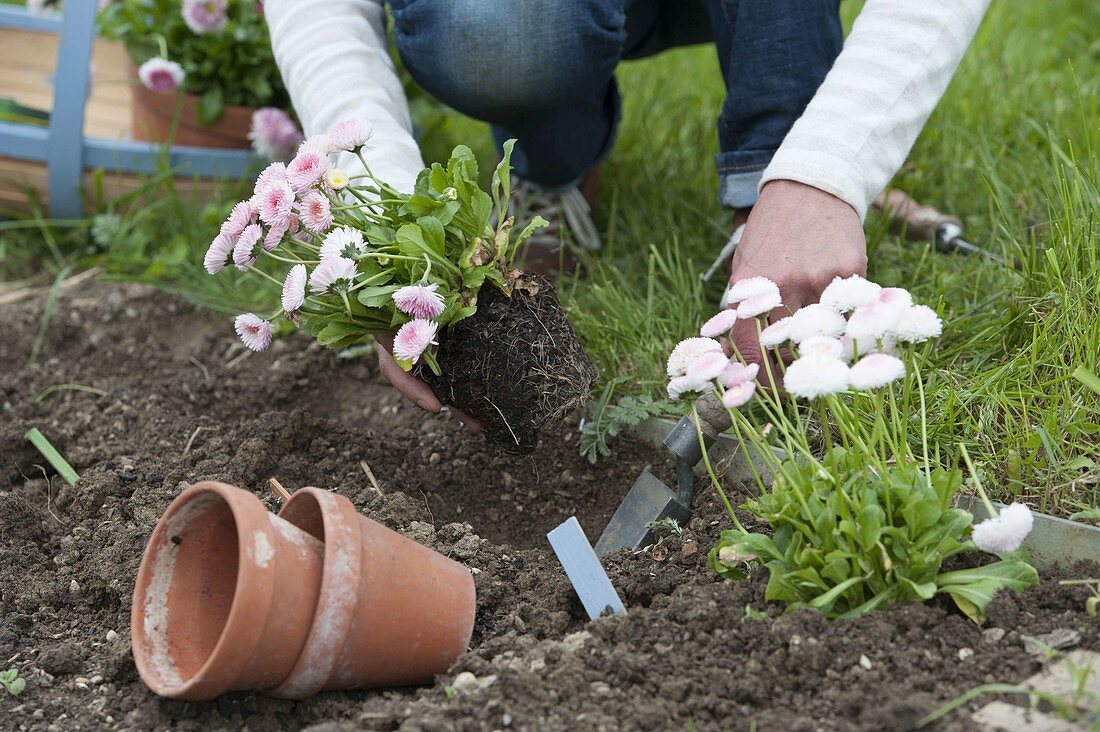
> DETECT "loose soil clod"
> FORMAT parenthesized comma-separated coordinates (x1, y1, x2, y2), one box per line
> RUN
(421, 273, 599, 454)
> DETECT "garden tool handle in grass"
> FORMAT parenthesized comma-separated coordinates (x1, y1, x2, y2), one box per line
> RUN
(873, 188, 960, 242)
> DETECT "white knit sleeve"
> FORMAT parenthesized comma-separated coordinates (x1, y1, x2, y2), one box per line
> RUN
(759, 0, 990, 220)
(264, 0, 424, 193)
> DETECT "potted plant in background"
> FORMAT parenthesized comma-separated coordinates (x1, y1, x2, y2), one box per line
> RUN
(98, 0, 300, 154)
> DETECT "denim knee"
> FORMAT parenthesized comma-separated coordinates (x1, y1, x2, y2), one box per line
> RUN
(393, 0, 627, 123)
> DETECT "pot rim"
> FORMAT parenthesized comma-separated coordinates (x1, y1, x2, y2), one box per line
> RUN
(131, 481, 278, 699)
(269, 487, 365, 699)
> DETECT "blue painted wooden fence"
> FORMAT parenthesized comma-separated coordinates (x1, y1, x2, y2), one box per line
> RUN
(0, 3, 256, 217)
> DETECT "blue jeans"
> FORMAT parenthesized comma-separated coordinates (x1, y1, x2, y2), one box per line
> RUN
(392, 0, 842, 209)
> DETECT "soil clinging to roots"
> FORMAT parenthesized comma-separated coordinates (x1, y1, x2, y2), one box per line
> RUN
(422, 273, 598, 454)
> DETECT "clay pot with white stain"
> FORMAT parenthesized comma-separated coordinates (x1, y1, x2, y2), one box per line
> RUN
(130, 482, 476, 701)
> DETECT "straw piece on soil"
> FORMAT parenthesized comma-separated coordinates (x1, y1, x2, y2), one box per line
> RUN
(269, 477, 292, 503)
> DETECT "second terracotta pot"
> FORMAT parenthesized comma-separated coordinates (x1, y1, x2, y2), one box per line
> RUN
(131, 482, 476, 700)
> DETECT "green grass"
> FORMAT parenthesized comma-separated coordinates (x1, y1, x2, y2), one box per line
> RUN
(2, 0, 1097, 510)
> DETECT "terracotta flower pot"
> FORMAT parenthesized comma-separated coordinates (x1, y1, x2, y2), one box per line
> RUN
(130, 76, 254, 149)
(131, 482, 476, 701)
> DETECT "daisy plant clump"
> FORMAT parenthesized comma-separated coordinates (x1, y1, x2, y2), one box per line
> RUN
(99, 0, 291, 125)
(206, 119, 549, 376)
(668, 274, 1038, 622)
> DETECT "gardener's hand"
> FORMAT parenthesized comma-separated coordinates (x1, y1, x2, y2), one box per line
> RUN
(728, 180, 867, 378)
(374, 334, 483, 431)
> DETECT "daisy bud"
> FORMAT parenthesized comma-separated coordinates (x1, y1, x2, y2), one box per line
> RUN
(393, 318, 438, 364)
(972, 503, 1034, 554)
(891, 304, 943, 343)
(783, 356, 850, 399)
(204, 233, 235, 274)
(325, 167, 349, 190)
(788, 304, 847, 343)
(281, 264, 307, 313)
(722, 380, 756, 409)
(263, 219, 288, 252)
(320, 227, 366, 260)
(137, 56, 185, 93)
(309, 256, 357, 294)
(759, 317, 793, 348)
(848, 353, 906, 390)
(232, 224, 263, 270)
(298, 191, 333, 233)
(667, 337, 723, 378)
(820, 274, 881, 312)
(234, 313, 272, 352)
(798, 335, 844, 360)
(393, 283, 445, 319)
(254, 162, 288, 197)
(297, 134, 332, 156)
(700, 309, 738, 338)
(686, 351, 729, 382)
(721, 362, 759, 388)
(328, 118, 375, 152)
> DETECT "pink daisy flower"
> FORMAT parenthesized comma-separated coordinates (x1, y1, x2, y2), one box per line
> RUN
(328, 118, 374, 152)
(848, 353, 906, 390)
(392, 283, 445, 319)
(798, 335, 844, 360)
(721, 362, 759, 388)
(297, 134, 332, 156)
(726, 276, 780, 305)
(722, 381, 756, 409)
(137, 57, 184, 93)
(783, 356, 849, 399)
(878, 287, 913, 310)
(787, 304, 847, 343)
(203, 233, 235, 274)
(254, 162, 288, 196)
(667, 337, 723, 378)
(286, 150, 329, 192)
(667, 374, 710, 401)
(892, 304, 943, 343)
(281, 264, 307, 313)
(181, 0, 228, 34)
(234, 313, 272, 352)
(320, 227, 366, 260)
(686, 351, 729, 382)
(258, 180, 295, 227)
(700, 309, 738, 338)
(298, 191, 333, 233)
(309, 256, 357, 294)
(263, 219, 288, 252)
(820, 274, 881, 312)
(845, 301, 901, 343)
(220, 200, 254, 238)
(972, 503, 1034, 554)
(393, 319, 438, 364)
(232, 224, 263, 270)
(758, 317, 793, 348)
(736, 290, 783, 319)
(248, 108, 303, 162)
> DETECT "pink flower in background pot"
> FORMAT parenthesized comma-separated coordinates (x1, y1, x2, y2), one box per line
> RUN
(131, 482, 476, 701)
(249, 108, 304, 162)
(137, 57, 185, 93)
(182, 0, 228, 34)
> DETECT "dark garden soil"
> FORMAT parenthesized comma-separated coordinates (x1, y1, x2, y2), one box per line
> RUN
(1, 280, 1097, 731)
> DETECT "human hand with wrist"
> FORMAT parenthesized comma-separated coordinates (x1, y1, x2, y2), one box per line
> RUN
(727, 180, 867, 378)
(374, 334, 483, 431)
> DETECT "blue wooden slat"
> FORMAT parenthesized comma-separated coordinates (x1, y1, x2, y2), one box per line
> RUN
(46, 1, 98, 217)
(547, 517, 627, 620)
(0, 121, 50, 161)
(84, 139, 258, 178)
(0, 5, 63, 33)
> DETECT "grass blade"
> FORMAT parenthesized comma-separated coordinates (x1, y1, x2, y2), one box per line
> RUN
(33, 384, 107, 403)
(25, 428, 79, 486)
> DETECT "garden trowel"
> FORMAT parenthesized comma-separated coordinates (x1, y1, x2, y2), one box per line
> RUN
(595, 392, 732, 556)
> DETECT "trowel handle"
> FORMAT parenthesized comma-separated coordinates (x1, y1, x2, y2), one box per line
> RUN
(873, 188, 961, 242)
(691, 391, 733, 440)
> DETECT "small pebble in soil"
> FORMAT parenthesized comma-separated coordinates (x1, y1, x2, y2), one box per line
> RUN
(958, 648, 974, 661)
(982, 627, 1006, 644)
(68, 580, 80, 596)
(450, 671, 497, 695)
(859, 654, 873, 670)
(105, 630, 118, 642)
(1025, 628, 1081, 655)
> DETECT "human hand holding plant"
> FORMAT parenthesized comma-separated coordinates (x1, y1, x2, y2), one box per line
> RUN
(727, 180, 867, 378)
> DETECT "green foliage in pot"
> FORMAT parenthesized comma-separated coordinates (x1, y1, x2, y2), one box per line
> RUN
(99, 0, 290, 123)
